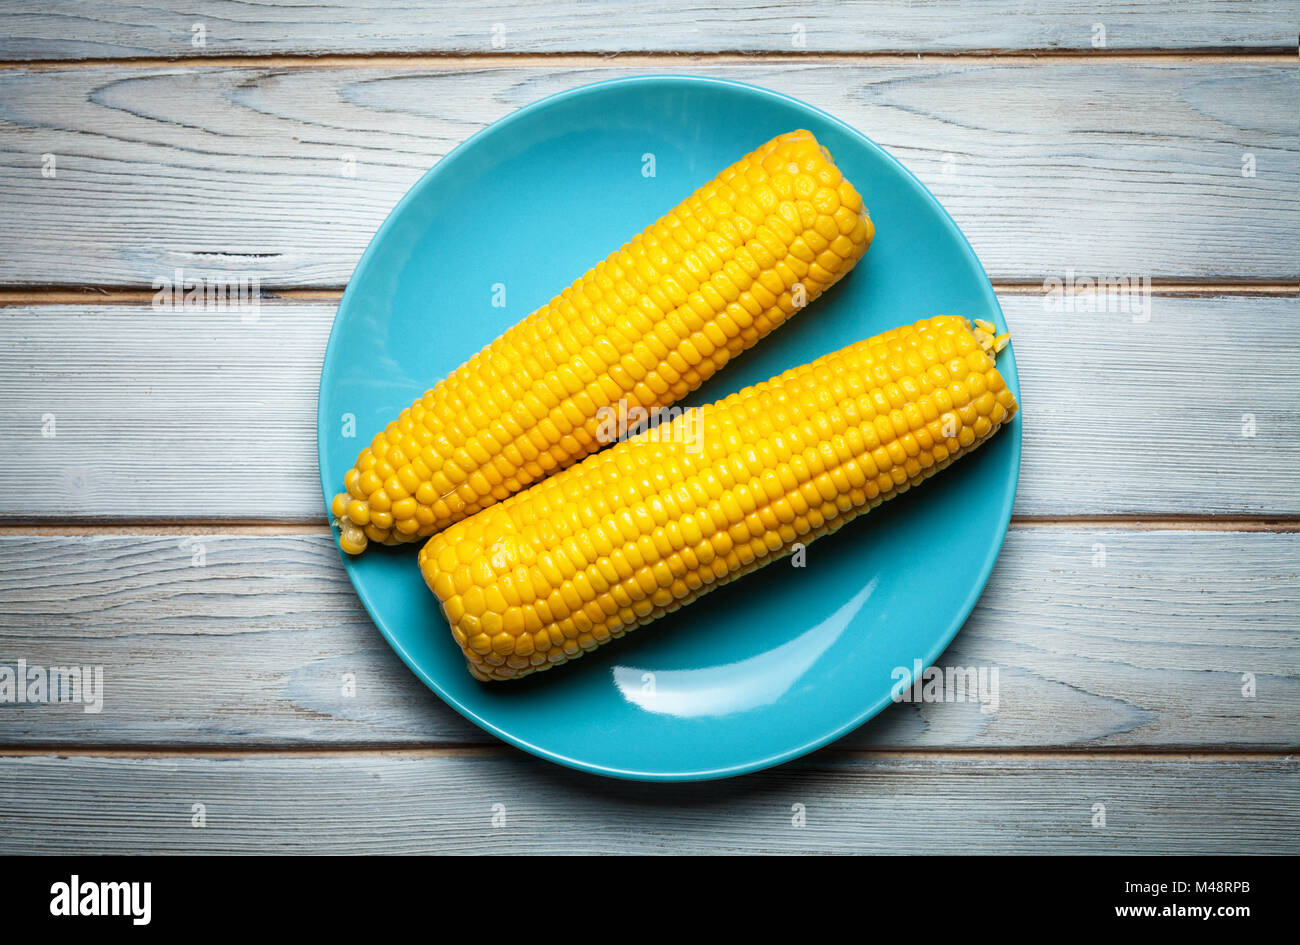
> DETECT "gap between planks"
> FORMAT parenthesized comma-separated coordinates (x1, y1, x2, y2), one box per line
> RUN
(0, 50, 1293, 72)
(0, 746, 1291, 761)
(0, 283, 1295, 307)
(0, 517, 1298, 536)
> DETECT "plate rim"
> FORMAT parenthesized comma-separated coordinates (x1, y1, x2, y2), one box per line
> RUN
(317, 73, 1022, 781)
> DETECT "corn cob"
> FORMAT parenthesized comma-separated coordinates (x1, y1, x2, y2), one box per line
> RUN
(331, 130, 874, 553)
(419, 315, 1018, 681)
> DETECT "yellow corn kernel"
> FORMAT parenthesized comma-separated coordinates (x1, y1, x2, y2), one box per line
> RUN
(420, 316, 1019, 681)
(330, 131, 875, 554)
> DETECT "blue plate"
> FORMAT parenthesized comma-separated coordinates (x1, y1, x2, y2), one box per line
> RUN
(318, 75, 1021, 781)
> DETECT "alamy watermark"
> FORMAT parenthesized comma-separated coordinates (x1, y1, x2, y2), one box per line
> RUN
(1042, 269, 1151, 323)
(152, 267, 261, 321)
(50, 875, 150, 925)
(0, 659, 103, 713)
(595, 400, 702, 452)
(890, 658, 1000, 714)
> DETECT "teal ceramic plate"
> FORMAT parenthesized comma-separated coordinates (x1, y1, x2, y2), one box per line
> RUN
(318, 75, 1021, 781)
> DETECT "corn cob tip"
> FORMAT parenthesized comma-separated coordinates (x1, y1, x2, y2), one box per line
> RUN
(330, 492, 369, 554)
(969, 318, 1010, 357)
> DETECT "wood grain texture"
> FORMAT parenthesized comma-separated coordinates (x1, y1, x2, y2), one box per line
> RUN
(0, 62, 1294, 285)
(0, 528, 1294, 749)
(0, 752, 1294, 853)
(1, 1, 1295, 59)
(0, 4, 1292, 858)
(2, 294, 1295, 520)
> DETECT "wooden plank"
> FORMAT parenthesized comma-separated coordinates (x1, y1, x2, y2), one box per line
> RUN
(0, 753, 1293, 853)
(1, 294, 1295, 520)
(1011, 293, 1300, 516)
(0, 528, 1294, 748)
(1, 1, 1294, 59)
(0, 302, 329, 521)
(0, 62, 1294, 285)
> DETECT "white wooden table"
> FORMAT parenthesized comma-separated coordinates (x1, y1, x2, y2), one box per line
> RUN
(0, 1, 1296, 854)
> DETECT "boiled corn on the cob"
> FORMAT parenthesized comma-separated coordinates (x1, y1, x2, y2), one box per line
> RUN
(419, 315, 1018, 681)
(331, 130, 874, 554)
